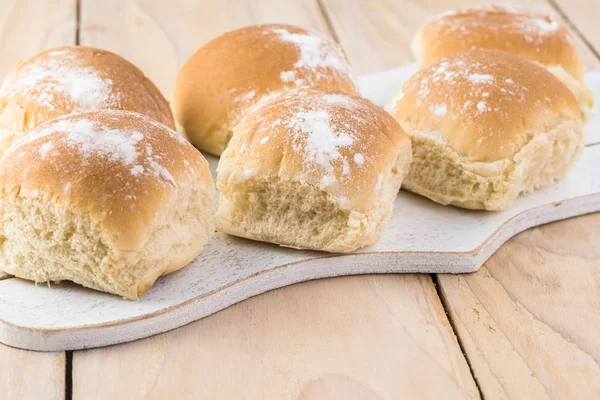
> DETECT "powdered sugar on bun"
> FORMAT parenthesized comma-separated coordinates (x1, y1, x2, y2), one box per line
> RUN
(389, 49, 582, 162)
(413, 5, 584, 82)
(172, 24, 358, 156)
(431, 5, 563, 42)
(272, 27, 354, 84)
(219, 89, 411, 212)
(1, 47, 116, 111)
(0, 109, 212, 247)
(0, 46, 174, 158)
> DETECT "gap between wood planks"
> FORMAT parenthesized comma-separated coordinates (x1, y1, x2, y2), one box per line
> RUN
(75, 0, 81, 45)
(65, 351, 73, 400)
(65, 4, 80, 398)
(431, 274, 484, 398)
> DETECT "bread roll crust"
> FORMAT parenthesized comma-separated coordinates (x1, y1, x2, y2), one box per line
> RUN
(172, 24, 358, 156)
(0, 111, 214, 299)
(0, 45, 174, 157)
(391, 49, 581, 162)
(387, 49, 584, 210)
(413, 5, 583, 80)
(216, 90, 411, 252)
(412, 5, 594, 118)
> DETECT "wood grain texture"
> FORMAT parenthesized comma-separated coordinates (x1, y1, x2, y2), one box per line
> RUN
(0, 0, 76, 80)
(319, 0, 600, 74)
(0, 346, 65, 399)
(79, 0, 332, 97)
(438, 213, 600, 399)
(74, 275, 479, 399)
(552, 0, 600, 60)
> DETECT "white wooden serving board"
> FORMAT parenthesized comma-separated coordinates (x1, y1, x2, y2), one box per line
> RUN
(1, 65, 599, 351)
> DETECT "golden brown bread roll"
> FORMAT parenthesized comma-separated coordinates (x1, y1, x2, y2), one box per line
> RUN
(0, 45, 174, 158)
(412, 5, 594, 118)
(216, 89, 412, 252)
(387, 49, 584, 211)
(172, 24, 358, 156)
(0, 110, 214, 299)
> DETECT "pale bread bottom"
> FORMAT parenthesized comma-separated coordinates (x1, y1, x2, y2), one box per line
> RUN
(403, 119, 584, 211)
(0, 183, 214, 299)
(216, 152, 410, 253)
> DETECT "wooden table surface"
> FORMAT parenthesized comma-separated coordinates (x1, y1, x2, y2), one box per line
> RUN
(1, 0, 599, 399)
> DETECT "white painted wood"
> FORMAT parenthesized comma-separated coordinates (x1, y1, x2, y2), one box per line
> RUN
(0, 67, 599, 352)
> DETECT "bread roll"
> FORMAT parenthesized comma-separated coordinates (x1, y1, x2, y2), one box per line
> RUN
(0, 46, 174, 158)
(172, 24, 358, 156)
(216, 89, 411, 252)
(412, 5, 594, 119)
(386, 49, 584, 211)
(0, 110, 214, 299)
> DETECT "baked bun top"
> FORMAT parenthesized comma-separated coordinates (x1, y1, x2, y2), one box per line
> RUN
(172, 24, 358, 155)
(387, 49, 582, 163)
(0, 110, 213, 251)
(218, 89, 410, 214)
(0, 46, 174, 132)
(413, 5, 584, 81)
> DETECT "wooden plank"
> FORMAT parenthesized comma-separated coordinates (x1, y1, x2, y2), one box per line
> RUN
(319, 0, 600, 74)
(79, 0, 333, 98)
(438, 213, 600, 399)
(552, 0, 600, 60)
(0, 0, 77, 80)
(0, 347, 66, 399)
(74, 275, 478, 399)
(0, 347, 65, 399)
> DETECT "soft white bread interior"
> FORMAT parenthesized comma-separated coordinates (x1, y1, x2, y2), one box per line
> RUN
(412, 5, 595, 119)
(172, 24, 358, 156)
(0, 45, 174, 158)
(386, 49, 584, 211)
(216, 89, 412, 252)
(0, 110, 214, 299)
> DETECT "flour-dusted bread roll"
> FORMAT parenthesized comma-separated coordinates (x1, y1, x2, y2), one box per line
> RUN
(412, 5, 594, 119)
(172, 24, 358, 156)
(216, 90, 412, 252)
(386, 49, 584, 211)
(0, 46, 174, 157)
(0, 110, 214, 299)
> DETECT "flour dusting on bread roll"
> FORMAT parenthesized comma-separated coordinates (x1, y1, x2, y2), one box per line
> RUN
(172, 24, 358, 156)
(0, 46, 174, 158)
(387, 49, 583, 211)
(0, 111, 214, 299)
(412, 5, 594, 119)
(216, 90, 411, 252)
